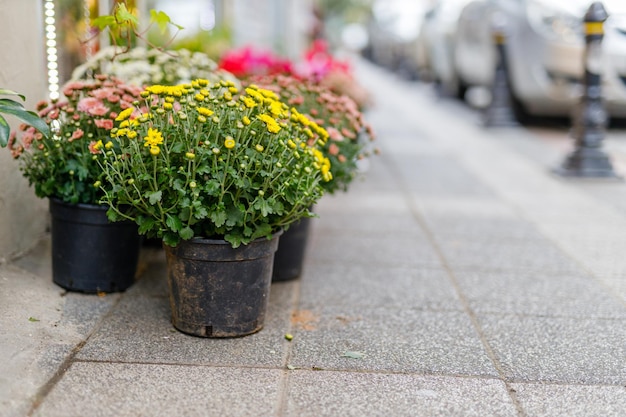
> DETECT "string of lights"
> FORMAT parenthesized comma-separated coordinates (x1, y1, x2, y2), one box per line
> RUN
(44, 0, 59, 100)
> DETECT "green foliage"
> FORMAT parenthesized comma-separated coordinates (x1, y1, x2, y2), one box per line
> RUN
(99, 79, 330, 247)
(0, 89, 49, 147)
(91, 1, 183, 52)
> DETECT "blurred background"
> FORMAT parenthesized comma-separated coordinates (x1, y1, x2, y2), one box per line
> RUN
(27, 0, 626, 124)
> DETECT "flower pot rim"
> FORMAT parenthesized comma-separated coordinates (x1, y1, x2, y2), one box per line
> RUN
(164, 229, 284, 248)
(50, 197, 107, 211)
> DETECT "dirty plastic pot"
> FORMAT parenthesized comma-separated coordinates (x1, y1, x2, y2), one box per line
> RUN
(272, 217, 311, 282)
(164, 231, 282, 338)
(49, 198, 141, 293)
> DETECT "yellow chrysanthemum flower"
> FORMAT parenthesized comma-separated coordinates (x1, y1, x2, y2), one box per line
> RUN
(257, 114, 281, 134)
(224, 137, 236, 149)
(241, 97, 256, 108)
(197, 107, 214, 117)
(269, 101, 284, 117)
(144, 128, 164, 148)
(258, 88, 279, 100)
(115, 107, 134, 121)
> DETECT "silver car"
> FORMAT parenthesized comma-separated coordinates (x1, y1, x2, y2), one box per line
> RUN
(453, 0, 626, 120)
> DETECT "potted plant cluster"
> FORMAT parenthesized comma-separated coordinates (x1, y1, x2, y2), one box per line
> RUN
(7, 75, 144, 293)
(97, 79, 331, 337)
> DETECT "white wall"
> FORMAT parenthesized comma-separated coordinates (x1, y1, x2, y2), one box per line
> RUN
(230, 0, 314, 58)
(0, 0, 49, 262)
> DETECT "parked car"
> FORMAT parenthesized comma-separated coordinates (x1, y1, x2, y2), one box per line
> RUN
(453, 0, 626, 121)
(416, 0, 474, 97)
(364, 0, 426, 80)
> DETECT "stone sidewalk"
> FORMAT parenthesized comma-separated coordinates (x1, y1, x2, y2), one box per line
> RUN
(1, 59, 626, 417)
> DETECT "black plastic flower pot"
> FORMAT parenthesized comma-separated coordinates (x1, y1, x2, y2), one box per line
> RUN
(49, 198, 141, 293)
(272, 217, 311, 282)
(163, 231, 282, 338)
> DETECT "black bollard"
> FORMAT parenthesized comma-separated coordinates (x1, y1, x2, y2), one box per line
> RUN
(483, 15, 519, 127)
(554, 2, 618, 178)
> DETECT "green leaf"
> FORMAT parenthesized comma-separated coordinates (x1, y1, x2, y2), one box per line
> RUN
(147, 190, 162, 205)
(162, 232, 180, 247)
(180, 226, 194, 240)
(250, 223, 272, 241)
(150, 9, 184, 32)
(0, 99, 50, 146)
(28, 316, 40, 322)
(137, 217, 156, 234)
(210, 210, 227, 227)
(224, 232, 244, 248)
(225, 206, 243, 227)
(115, 3, 139, 27)
(193, 206, 208, 220)
(0, 89, 25, 101)
(91, 15, 117, 30)
(166, 214, 182, 232)
(173, 178, 185, 192)
(0, 115, 9, 148)
(253, 198, 273, 217)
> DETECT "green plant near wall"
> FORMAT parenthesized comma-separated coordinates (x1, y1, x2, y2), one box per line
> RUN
(0, 89, 49, 147)
(90, 1, 183, 54)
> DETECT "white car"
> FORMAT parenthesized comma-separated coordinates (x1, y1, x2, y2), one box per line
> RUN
(453, 0, 626, 121)
(365, 0, 426, 79)
(416, 0, 474, 97)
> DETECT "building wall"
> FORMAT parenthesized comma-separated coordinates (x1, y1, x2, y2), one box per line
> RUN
(230, 0, 314, 58)
(0, 0, 49, 262)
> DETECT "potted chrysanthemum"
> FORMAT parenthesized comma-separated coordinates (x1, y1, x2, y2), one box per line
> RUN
(97, 79, 331, 337)
(7, 75, 144, 293)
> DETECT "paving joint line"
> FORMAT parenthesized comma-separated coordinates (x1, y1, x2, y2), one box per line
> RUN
(276, 273, 303, 417)
(25, 292, 125, 416)
(378, 151, 528, 417)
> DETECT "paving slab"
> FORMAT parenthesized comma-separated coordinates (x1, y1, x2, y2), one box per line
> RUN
(76, 281, 296, 367)
(454, 270, 626, 319)
(307, 233, 442, 268)
(312, 211, 426, 237)
(283, 371, 518, 417)
(436, 237, 582, 274)
(287, 306, 498, 377)
(477, 314, 626, 384)
(512, 383, 626, 417)
(298, 262, 461, 311)
(0, 261, 118, 417)
(32, 362, 283, 417)
(389, 154, 496, 197)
